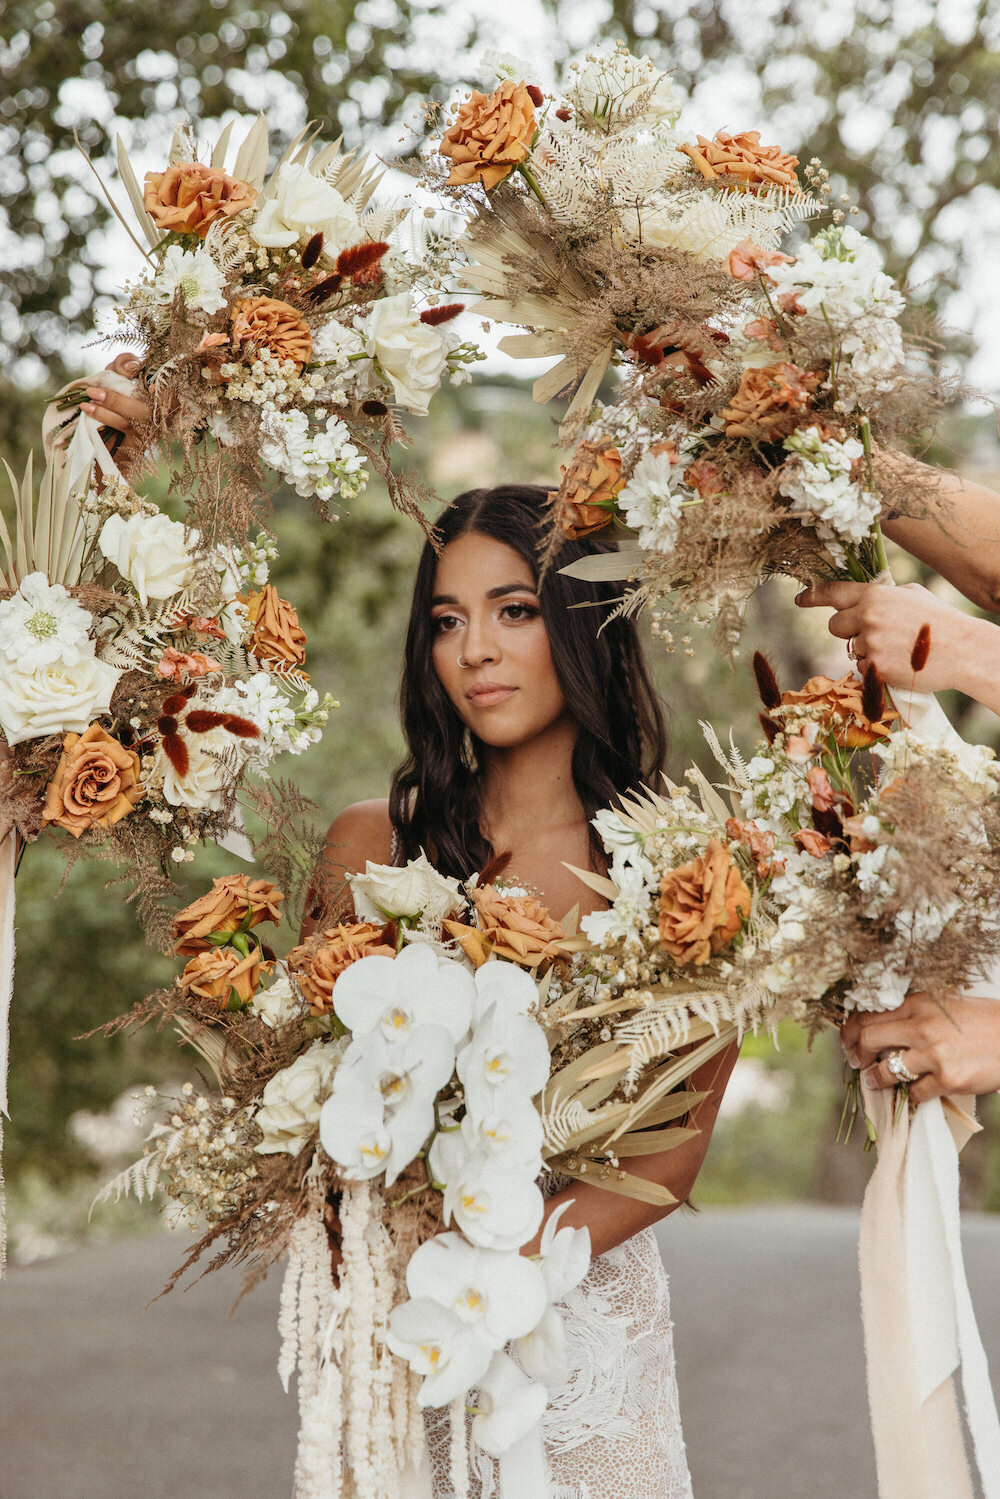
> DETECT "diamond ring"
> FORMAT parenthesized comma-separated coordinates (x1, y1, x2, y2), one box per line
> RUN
(886, 1049, 919, 1085)
(847, 636, 860, 661)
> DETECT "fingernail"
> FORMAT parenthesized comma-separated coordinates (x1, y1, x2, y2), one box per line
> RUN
(862, 1068, 879, 1088)
(847, 1051, 860, 1070)
(80, 402, 95, 413)
(122, 360, 140, 375)
(86, 388, 106, 400)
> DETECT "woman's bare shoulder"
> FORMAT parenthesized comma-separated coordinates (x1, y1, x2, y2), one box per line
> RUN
(322, 798, 394, 870)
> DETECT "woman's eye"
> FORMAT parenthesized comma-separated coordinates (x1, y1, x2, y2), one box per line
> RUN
(432, 613, 462, 635)
(500, 602, 539, 622)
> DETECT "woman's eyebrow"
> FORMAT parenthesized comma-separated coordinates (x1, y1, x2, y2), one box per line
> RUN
(431, 582, 536, 606)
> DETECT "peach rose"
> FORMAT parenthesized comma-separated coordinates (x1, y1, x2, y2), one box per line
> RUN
(793, 828, 833, 857)
(440, 79, 536, 192)
(42, 723, 142, 839)
(143, 163, 256, 237)
(286, 922, 395, 1015)
(242, 585, 307, 671)
(721, 363, 820, 440)
(658, 838, 751, 966)
(727, 240, 794, 284)
(780, 674, 899, 749)
(178, 945, 271, 1009)
(679, 131, 800, 192)
(472, 884, 567, 966)
(553, 442, 623, 539)
(230, 297, 312, 369)
(171, 874, 285, 955)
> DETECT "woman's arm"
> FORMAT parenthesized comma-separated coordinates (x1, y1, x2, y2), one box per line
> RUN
(841, 991, 1000, 1102)
(795, 579, 1000, 714)
(298, 798, 394, 941)
(522, 1038, 740, 1259)
(877, 451, 1000, 614)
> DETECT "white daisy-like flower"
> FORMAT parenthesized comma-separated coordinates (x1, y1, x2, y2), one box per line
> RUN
(150, 245, 228, 316)
(618, 440, 700, 553)
(0, 572, 94, 671)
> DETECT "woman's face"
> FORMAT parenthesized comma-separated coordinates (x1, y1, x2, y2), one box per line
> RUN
(430, 531, 571, 750)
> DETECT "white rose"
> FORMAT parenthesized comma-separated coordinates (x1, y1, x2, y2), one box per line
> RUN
(99, 512, 197, 606)
(155, 725, 234, 811)
(349, 852, 463, 923)
(255, 1039, 341, 1155)
(0, 654, 121, 746)
(251, 970, 304, 1029)
(365, 292, 451, 416)
(249, 162, 362, 259)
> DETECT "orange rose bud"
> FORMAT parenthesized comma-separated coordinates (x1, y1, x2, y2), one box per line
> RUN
(793, 828, 833, 857)
(440, 79, 536, 191)
(230, 297, 312, 370)
(178, 945, 270, 1008)
(679, 130, 800, 193)
(658, 839, 751, 966)
(42, 723, 142, 838)
(780, 673, 899, 748)
(471, 885, 567, 967)
(286, 922, 395, 1015)
(171, 875, 285, 955)
(242, 584, 307, 672)
(143, 163, 256, 237)
(551, 441, 623, 539)
(725, 817, 777, 879)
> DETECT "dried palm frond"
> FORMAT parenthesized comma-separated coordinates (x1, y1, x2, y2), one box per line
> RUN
(0, 450, 90, 587)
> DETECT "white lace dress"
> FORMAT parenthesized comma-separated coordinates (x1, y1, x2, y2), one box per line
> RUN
(424, 1224, 692, 1498)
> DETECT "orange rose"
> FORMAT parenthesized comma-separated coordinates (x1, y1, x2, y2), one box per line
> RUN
(780, 674, 899, 749)
(178, 945, 271, 1008)
(242, 585, 307, 671)
(720, 363, 820, 439)
(286, 922, 395, 1015)
(658, 838, 751, 966)
(471, 884, 567, 966)
(727, 240, 794, 284)
(552, 441, 623, 539)
(143, 163, 257, 237)
(42, 723, 142, 839)
(679, 131, 800, 192)
(230, 297, 312, 369)
(440, 79, 536, 191)
(794, 828, 833, 857)
(171, 875, 285, 955)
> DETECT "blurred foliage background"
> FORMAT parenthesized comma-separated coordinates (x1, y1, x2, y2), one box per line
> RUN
(2, 0, 1000, 1260)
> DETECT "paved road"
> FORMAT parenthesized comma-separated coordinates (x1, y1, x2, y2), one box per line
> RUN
(2, 1205, 999, 1498)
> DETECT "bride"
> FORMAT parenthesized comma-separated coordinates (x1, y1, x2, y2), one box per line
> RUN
(304, 482, 740, 1498)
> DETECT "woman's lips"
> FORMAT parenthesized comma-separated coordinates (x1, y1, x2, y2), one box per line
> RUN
(465, 682, 517, 707)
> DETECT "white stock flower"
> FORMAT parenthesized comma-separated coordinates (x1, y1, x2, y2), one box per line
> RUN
(349, 852, 463, 924)
(0, 572, 94, 671)
(251, 970, 304, 1029)
(311, 317, 366, 367)
(154, 724, 234, 810)
(365, 291, 451, 416)
(259, 407, 367, 503)
(249, 162, 362, 257)
(844, 961, 910, 1014)
(151, 244, 227, 315)
(98, 512, 198, 605)
(780, 427, 879, 555)
(254, 1039, 341, 1154)
(331, 942, 474, 1047)
(0, 654, 120, 746)
(212, 672, 296, 766)
(768, 226, 904, 329)
(617, 443, 698, 553)
(471, 1351, 549, 1457)
(320, 1025, 455, 1185)
(581, 862, 652, 946)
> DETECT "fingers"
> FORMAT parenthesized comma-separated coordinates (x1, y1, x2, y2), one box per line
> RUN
(105, 351, 143, 378)
(795, 581, 867, 610)
(80, 385, 152, 434)
(861, 1049, 929, 1092)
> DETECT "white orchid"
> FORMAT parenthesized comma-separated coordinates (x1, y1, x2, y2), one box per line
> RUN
(457, 999, 551, 1119)
(405, 1232, 548, 1347)
(440, 1149, 544, 1252)
(331, 942, 474, 1049)
(470, 959, 541, 1026)
(471, 1351, 549, 1457)
(349, 851, 464, 925)
(514, 1202, 591, 1385)
(385, 1299, 491, 1407)
(320, 1025, 455, 1185)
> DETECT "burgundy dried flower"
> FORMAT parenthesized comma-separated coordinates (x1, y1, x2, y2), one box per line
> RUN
(752, 651, 782, 710)
(419, 303, 465, 326)
(301, 232, 324, 269)
(910, 623, 931, 674)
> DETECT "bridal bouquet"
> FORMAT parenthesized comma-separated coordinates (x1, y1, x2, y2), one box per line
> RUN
(99, 851, 731, 1496)
(0, 446, 331, 882)
(55, 117, 479, 528)
(427, 45, 944, 648)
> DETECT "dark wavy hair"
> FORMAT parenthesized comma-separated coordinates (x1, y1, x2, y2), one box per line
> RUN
(389, 484, 668, 880)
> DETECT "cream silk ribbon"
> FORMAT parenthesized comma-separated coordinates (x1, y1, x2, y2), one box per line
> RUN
(857, 655, 1000, 1497)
